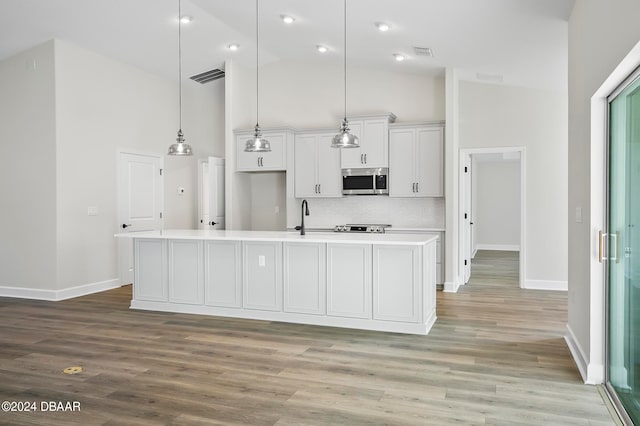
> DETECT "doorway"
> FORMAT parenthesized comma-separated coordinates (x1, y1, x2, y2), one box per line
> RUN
(117, 151, 164, 285)
(459, 148, 525, 288)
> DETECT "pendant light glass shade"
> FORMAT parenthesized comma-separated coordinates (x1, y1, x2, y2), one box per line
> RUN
(332, 0, 359, 149)
(168, 130, 192, 155)
(331, 117, 359, 148)
(168, 0, 193, 156)
(245, 0, 271, 153)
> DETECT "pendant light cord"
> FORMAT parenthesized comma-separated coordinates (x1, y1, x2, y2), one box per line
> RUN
(178, 0, 183, 132)
(344, 0, 347, 121)
(255, 0, 259, 128)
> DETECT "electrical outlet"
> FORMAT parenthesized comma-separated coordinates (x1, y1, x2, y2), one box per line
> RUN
(87, 206, 98, 216)
(575, 207, 582, 223)
(258, 255, 266, 267)
(274, 206, 280, 213)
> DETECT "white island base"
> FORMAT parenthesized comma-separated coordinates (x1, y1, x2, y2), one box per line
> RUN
(119, 230, 438, 335)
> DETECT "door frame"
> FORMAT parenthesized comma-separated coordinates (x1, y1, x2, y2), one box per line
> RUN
(116, 148, 164, 285)
(459, 147, 526, 289)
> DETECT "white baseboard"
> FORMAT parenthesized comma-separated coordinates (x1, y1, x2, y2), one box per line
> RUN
(565, 324, 604, 385)
(0, 279, 121, 301)
(443, 280, 461, 293)
(475, 244, 520, 251)
(523, 279, 568, 291)
(565, 324, 589, 383)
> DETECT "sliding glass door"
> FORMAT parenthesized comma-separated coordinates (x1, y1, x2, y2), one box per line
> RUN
(607, 72, 640, 423)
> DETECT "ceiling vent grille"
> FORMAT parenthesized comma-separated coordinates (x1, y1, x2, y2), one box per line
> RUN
(190, 68, 225, 84)
(413, 47, 434, 57)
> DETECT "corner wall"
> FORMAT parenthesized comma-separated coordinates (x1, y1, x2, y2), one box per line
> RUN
(0, 41, 57, 293)
(568, 0, 640, 383)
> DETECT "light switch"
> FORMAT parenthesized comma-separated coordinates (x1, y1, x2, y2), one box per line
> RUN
(575, 207, 582, 223)
(274, 205, 280, 213)
(88, 206, 98, 216)
(258, 255, 266, 267)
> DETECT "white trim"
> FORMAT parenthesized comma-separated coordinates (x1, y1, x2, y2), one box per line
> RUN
(459, 147, 526, 289)
(475, 244, 520, 251)
(565, 324, 589, 383)
(131, 300, 437, 335)
(523, 280, 568, 291)
(588, 39, 640, 386)
(443, 280, 461, 293)
(0, 279, 121, 301)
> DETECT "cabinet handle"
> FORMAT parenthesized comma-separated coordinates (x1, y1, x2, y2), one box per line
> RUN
(314, 184, 318, 193)
(360, 153, 364, 164)
(412, 183, 416, 193)
(416, 182, 419, 192)
(364, 153, 367, 164)
(260, 157, 263, 167)
(318, 184, 321, 194)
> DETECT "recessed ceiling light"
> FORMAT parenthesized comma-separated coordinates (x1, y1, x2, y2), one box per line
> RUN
(179, 15, 192, 24)
(393, 53, 405, 62)
(227, 43, 240, 51)
(316, 45, 328, 53)
(375, 22, 390, 32)
(281, 15, 295, 24)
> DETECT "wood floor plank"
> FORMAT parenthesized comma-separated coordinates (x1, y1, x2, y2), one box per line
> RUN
(0, 250, 614, 425)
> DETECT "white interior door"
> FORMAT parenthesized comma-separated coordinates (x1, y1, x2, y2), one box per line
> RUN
(208, 157, 225, 229)
(117, 152, 164, 285)
(462, 154, 472, 284)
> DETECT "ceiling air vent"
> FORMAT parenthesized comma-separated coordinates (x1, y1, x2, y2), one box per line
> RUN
(190, 68, 225, 84)
(413, 47, 434, 57)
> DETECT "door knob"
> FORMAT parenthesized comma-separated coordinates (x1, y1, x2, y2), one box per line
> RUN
(210, 221, 217, 226)
(122, 223, 132, 229)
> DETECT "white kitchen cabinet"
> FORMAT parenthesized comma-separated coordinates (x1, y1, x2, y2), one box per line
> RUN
(242, 241, 283, 311)
(283, 242, 326, 315)
(373, 245, 420, 322)
(168, 240, 204, 305)
(235, 129, 292, 172)
(389, 123, 444, 197)
(134, 239, 167, 302)
(326, 243, 372, 319)
(294, 131, 342, 198)
(204, 240, 242, 308)
(341, 113, 396, 169)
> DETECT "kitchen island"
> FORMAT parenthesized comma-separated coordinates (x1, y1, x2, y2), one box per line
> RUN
(116, 230, 438, 335)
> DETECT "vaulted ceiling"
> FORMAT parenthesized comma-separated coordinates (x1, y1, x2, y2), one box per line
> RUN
(0, 0, 575, 90)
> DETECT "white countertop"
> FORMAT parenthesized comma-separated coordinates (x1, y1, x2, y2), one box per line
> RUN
(115, 229, 438, 246)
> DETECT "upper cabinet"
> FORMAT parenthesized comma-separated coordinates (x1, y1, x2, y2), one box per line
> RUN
(340, 113, 396, 169)
(235, 129, 292, 172)
(294, 131, 343, 198)
(389, 122, 444, 197)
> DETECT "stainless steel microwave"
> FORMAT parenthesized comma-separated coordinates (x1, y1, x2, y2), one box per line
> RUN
(342, 168, 389, 195)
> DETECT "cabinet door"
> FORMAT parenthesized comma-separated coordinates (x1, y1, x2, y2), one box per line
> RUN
(168, 240, 204, 305)
(416, 128, 444, 196)
(294, 134, 318, 197)
(283, 243, 326, 315)
(389, 128, 417, 197)
(134, 239, 167, 302)
(316, 134, 343, 197)
(373, 245, 420, 322)
(205, 240, 242, 308)
(340, 120, 364, 168)
(243, 241, 282, 311)
(236, 136, 259, 171)
(327, 243, 371, 319)
(258, 134, 286, 170)
(208, 157, 225, 220)
(362, 119, 389, 167)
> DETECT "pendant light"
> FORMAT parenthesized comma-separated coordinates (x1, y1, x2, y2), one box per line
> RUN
(168, 0, 193, 156)
(244, 0, 271, 152)
(331, 0, 359, 149)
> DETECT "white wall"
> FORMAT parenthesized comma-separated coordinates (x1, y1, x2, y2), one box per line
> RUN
(472, 158, 520, 251)
(0, 41, 57, 291)
(0, 39, 224, 296)
(459, 81, 567, 289)
(226, 59, 445, 230)
(568, 0, 640, 382)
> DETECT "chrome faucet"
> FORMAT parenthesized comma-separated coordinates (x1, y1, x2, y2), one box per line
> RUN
(295, 199, 310, 235)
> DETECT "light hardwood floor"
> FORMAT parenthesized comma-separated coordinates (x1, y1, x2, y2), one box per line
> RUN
(0, 250, 614, 425)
